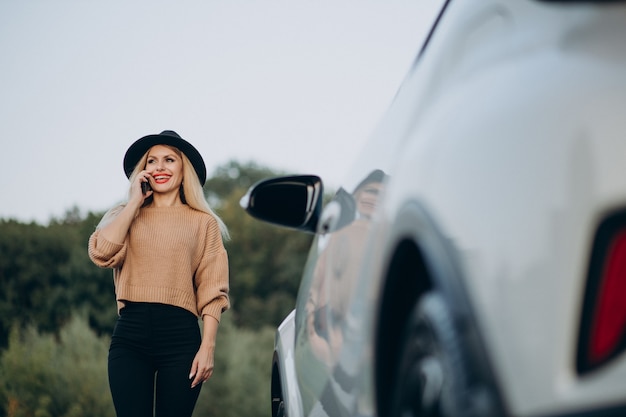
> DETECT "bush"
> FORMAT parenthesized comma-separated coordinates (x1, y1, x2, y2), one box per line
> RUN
(0, 315, 113, 417)
(0, 312, 276, 417)
(194, 313, 275, 417)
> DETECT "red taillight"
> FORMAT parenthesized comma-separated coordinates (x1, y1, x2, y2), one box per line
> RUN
(577, 213, 626, 374)
(588, 231, 626, 363)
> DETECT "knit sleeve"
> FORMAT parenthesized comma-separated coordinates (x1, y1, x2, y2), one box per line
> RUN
(88, 229, 127, 269)
(195, 218, 230, 322)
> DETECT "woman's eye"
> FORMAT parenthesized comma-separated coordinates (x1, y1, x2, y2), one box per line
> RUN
(166, 158, 175, 163)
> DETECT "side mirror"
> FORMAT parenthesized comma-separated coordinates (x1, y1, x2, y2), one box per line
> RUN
(240, 175, 324, 233)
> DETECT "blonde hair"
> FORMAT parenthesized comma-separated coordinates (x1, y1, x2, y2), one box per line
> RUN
(99, 145, 230, 240)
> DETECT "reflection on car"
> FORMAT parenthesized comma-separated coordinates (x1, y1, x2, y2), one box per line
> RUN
(241, 1, 626, 416)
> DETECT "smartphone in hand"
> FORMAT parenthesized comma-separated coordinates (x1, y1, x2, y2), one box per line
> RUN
(141, 181, 152, 195)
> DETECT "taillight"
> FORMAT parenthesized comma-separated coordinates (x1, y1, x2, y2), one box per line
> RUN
(577, 212, 626, 375)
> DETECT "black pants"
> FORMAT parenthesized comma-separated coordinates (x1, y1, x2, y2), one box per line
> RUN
(108, 302, 202, 417)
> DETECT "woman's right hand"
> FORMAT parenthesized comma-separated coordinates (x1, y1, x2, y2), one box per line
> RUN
(129, 171, 153, 205)
(98, 171, 152, 245)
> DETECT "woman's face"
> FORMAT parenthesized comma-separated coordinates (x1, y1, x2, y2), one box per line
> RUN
(355, 182, 382, 219)
(145, 145, 184, 194)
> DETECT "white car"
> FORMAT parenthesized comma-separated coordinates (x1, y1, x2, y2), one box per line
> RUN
(241, 1, 626, 416)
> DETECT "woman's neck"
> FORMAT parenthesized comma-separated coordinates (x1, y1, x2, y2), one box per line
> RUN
(151, 191, 183, 208)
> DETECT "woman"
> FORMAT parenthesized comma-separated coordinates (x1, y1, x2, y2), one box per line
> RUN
(88, 130, 230, 417)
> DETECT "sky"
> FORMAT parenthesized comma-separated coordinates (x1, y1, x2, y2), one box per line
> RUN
(0, 0, 439, 224)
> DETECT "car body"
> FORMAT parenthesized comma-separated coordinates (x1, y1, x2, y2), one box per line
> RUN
(241, 1, 626, 416)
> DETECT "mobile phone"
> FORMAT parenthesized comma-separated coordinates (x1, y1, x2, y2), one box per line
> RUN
(141, 181, 152, 195)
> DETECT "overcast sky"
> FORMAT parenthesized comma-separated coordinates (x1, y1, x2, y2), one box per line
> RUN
(1, 0, 439, 224)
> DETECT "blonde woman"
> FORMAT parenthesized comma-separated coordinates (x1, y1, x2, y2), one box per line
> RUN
(88, 130, 229, 417)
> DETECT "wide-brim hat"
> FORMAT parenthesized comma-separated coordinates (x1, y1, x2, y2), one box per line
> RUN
(123, 130, 207, 186)
(353, 169, 387, 193)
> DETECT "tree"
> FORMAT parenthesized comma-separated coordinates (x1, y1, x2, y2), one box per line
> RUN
(0, 219, 74, 347)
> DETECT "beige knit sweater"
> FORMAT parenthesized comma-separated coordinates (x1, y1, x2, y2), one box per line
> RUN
(88, 205, 229, 322)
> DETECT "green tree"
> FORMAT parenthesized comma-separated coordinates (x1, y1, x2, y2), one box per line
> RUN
(0, 219, 73, 347)
(51, 210, 118, 335)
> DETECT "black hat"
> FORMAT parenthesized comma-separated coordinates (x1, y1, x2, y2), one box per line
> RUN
(123, 130, 207, 186)
(353, 169, 387, 193)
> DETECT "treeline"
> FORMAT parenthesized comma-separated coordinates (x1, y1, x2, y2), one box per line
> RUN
(0, 161, 314, 417)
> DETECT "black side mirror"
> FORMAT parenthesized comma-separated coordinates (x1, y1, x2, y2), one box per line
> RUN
(240, 175, 323, 233)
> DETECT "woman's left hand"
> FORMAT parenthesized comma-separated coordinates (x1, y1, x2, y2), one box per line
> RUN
(189, 344, 215, 388)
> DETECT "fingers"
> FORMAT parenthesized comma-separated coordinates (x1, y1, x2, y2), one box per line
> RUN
(130, 171, 153, 201)
(189, 361, 200, 388)
(189, 359, 198, 380)
(190, 348, 215, 388)
(190, 355, 214, 388)
(190, 367, 213, 388)
(139, 171, 152, 187)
